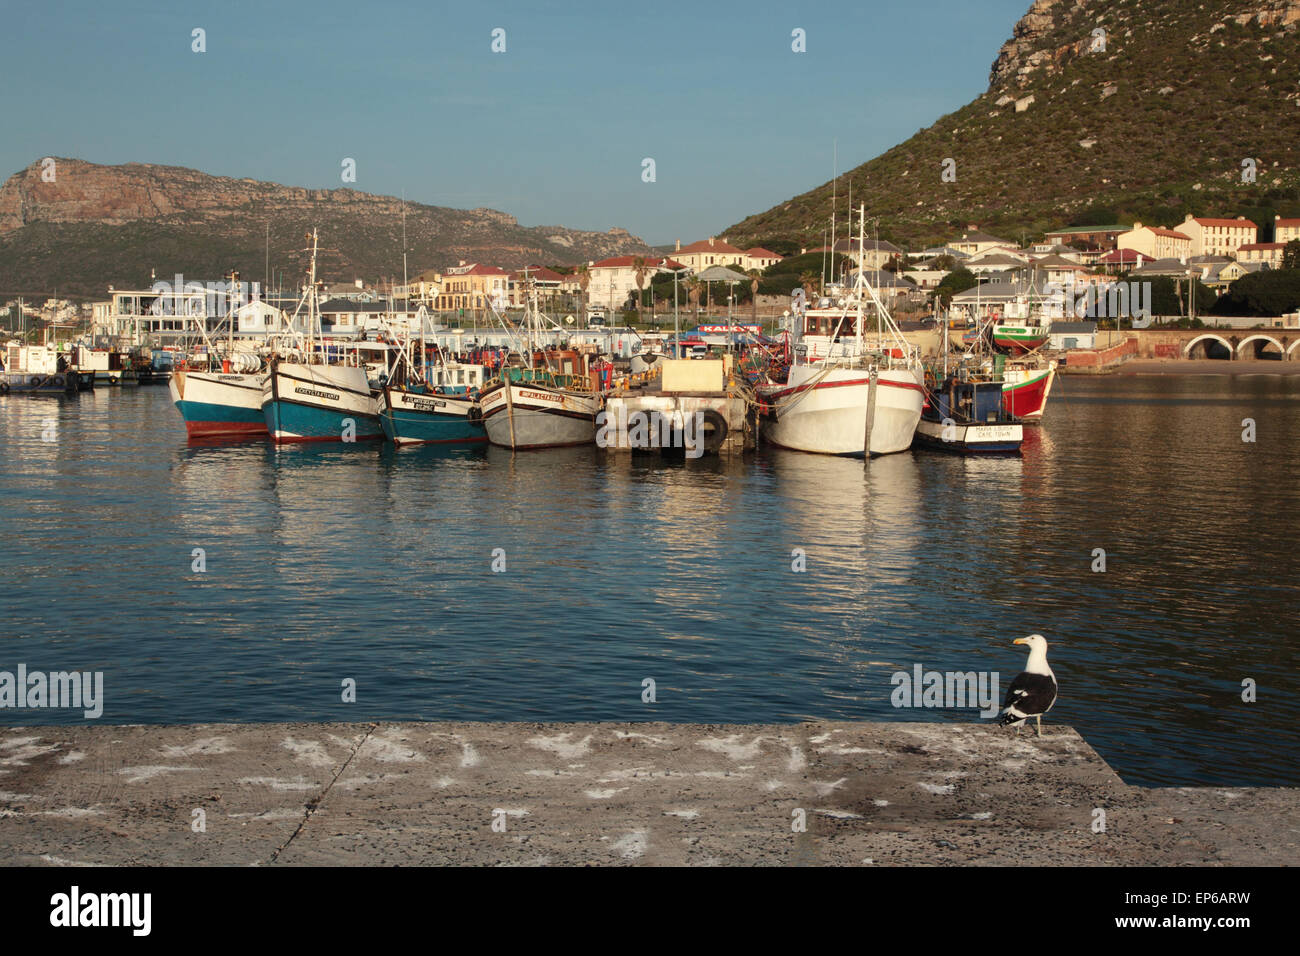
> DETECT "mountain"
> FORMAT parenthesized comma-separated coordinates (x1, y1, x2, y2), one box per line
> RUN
(722, 0, 1300, 251)
(0, 158, 652, 297)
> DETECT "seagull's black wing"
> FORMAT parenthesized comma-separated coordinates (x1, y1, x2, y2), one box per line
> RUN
(1000, 671, 1058, 718)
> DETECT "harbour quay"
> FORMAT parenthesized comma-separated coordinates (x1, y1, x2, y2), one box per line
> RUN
(2, 721, 1293, 866)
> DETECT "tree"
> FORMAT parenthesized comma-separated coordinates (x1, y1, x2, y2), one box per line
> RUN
(1211, 270, 1300, 316)
(686, 277, 702, 321)
(632, 256, 650, 314)
(1283, 239, 1300, 270)
(932, 267, 977, 306)
(576, 264, 590, 326)
(749, 270, 760, 326)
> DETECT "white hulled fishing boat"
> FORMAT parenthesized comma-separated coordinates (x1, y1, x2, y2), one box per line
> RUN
(477, 275, 599, 450)
(757, 205, 924, 457)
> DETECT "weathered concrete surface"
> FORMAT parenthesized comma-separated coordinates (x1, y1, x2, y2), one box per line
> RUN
(1, 722, 1295, 866)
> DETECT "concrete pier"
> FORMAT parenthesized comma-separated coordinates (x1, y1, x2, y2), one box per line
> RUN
(1, 721, 1294, 866)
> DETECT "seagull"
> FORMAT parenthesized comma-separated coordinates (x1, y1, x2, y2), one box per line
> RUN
(997, 634, 1058, 737)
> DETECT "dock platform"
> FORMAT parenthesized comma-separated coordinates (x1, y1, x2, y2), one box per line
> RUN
(2, 721, 1293, 866)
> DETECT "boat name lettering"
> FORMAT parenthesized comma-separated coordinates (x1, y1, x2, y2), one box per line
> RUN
(294, 386, 340, 401)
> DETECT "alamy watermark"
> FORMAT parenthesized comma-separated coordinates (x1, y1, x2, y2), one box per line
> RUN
(890, 664, 1000, 717)
(0, 664, 103, 718)
(147, 273, 260, 317)
(1043, 279, 1154, 327)
(596, 408, 705, 458)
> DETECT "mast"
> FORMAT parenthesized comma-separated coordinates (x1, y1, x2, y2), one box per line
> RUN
(829, 140, 838, 287)
(854, 203, 865, 360)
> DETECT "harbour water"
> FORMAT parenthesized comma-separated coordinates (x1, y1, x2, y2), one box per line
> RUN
(1, 376, 1297, 787)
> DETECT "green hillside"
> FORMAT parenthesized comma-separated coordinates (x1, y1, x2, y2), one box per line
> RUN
(723, 0, 1300, 251)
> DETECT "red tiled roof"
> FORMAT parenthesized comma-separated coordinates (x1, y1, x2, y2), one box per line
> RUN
(1238, 243, 1285, 250)
(1098, 249, 1154, 263)
(1190, 217, 1258, 228)
(676, 238, 746, 255)
(1149, 227, 1191, 240)
(1273, 218, 1300, 227)
(746, 247, 782, 259)
(590, 255, 685, 270)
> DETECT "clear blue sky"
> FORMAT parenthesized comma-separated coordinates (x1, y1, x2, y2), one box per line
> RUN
(3, 0, 1029, 246)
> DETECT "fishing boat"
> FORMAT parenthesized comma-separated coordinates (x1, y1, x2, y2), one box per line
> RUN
(168, 278, 272, 437)
(477, 277, 600, 450)
(1000, 357, 1057, 420)
(263, 351, 388, 443)
(0, 342, 79, 395)
(914, 322, 1022, 454)
(947, 306, 1057, 421)
(378, 344, 488, 446)
(169, 351, 268, 439)
(259, 232, 397, 444)
(756, 205, 925, 458)
(988, 291, 1052, 354)
(79, 348, 139, 385)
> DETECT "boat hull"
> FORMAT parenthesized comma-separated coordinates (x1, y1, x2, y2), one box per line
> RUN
(913, 417, 1023, 454)
(379, 386, 487, 445)
(170, 371, 268, 437)
(0, 372, 78, 395)
(1001, 364, 1056, 420)
(262, 363, 383, 444)
(479, 381, 598, 449)
(759, 366, 924, 457)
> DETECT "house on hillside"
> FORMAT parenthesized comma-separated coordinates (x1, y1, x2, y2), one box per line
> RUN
(509, 265, 567, 308)
(1095, 248, 1154, 272)
(965, 251, 1029, 275)
(433, 262, 511, 314)
(832, 237, 903, 271)
(744, 247, 784, 271)
(1237, 242, 1286, 268)
(320, 280, 377, 302)
(586, 255, 686, 311)
(1043, 225, 1129, 251)
(950, 226, 1013, 257)
(405, 268, 443, 304)
(1177, 215, 1258, 258)
(671, 237, 747, 272)
(1273, 216, 1300, 244)
(1117, 223, 1192, 260)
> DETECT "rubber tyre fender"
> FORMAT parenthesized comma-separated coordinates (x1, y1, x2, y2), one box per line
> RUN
(695, 408, 728, 454)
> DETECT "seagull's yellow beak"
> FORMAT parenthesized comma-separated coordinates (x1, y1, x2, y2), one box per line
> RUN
(1013, 637, 1028, 645)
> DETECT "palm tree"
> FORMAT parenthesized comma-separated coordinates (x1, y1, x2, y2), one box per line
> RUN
(749, 269, 761, 328)
(632, 256, 649, 322)
(799, 270, 819, 301)
(687, 277, 702, 322)
(576, 264, 590, 327)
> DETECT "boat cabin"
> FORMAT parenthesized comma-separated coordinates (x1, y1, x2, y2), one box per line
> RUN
(930, 375, 1013, 426)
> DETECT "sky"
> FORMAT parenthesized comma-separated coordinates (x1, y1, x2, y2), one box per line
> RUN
(3, 0, 1030, 246)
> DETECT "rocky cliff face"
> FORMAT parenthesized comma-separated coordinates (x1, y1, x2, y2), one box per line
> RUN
(0, 159, 650, 294)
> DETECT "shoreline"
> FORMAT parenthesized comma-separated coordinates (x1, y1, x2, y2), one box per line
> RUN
(4, 720, 1294, 866)
(1111, 358, 1300, 376)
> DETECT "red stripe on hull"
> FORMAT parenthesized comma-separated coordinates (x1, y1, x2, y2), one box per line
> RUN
(185, 420, 268, 438)
(767, 375, 924, 401)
